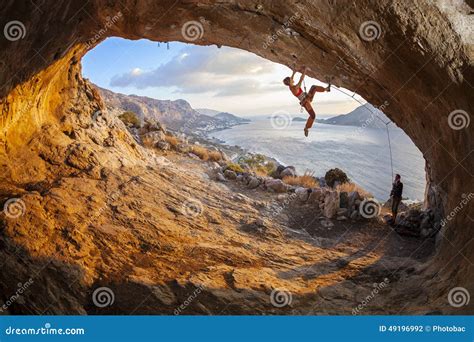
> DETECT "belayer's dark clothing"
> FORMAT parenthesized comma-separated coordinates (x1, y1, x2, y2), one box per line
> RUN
(390, 180, 403, 219)
(391, 196, 401, 218)
(390, 181, 403, 198)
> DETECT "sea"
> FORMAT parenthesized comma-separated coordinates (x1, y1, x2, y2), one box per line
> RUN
(209, 118, 426, 202)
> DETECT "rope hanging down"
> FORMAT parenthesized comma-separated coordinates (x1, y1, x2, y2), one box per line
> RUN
(329, 83, 395, 180)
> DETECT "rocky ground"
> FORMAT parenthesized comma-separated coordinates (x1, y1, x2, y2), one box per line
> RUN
(1, 132, 437, 314)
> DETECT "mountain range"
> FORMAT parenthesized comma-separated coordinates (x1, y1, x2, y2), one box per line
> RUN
(316, 103, 391, 129)
(98, 87, 250, 133)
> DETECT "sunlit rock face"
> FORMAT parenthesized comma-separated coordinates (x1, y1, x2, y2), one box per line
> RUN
(0, 0, 472, 313)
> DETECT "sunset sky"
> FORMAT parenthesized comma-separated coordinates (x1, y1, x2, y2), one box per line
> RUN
(82, 37, 366, 117)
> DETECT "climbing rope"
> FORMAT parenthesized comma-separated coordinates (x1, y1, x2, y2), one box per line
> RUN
(328, 83, 395, 181)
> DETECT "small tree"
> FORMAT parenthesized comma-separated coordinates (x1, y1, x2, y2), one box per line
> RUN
(325, 168, 350, 187)
(119, 111, 141, 128)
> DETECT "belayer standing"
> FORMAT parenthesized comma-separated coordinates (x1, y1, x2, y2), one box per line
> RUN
(390, 174, 403, 221)
(283, 66, 330, 137)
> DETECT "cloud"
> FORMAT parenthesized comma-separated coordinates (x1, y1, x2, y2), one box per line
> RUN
(109, 46, 278, 97)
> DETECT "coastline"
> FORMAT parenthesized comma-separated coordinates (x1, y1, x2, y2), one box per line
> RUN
(200, 122, 424, 204)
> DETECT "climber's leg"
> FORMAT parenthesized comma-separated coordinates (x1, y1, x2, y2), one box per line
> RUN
(303, 103, 316, 137)
(306, 85, 326, 103)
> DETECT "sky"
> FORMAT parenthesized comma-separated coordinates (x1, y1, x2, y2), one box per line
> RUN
(82, 37, 366, 117)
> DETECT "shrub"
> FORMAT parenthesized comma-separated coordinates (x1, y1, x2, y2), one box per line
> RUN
(325, 168, 350, 187)
(283, 171, 319, 188)
(226, 162, 244, 173)
(119, 111, 141, 128)
(238, 154, 275, 176)
(164, 134, 180, 147)
(336, 182, 372, 198)
(191, 145, 209, 161)
(208, 150, 222, 162)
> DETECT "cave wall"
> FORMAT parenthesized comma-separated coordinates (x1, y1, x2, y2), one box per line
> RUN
(0, 0, 472, 301)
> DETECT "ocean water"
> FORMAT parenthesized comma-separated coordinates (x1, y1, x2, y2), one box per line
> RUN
(210, 119, 426, 202)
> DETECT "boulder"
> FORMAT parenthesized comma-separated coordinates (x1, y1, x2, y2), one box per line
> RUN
(142, 131, 166, 145)
(295, 187, 310, 202)
(156, 141, 170, 150)
(323, 190, 339, 219)
(350, 210, 359, 220)
(337, 208, 349, 217)
(280, 166, 296, 178)
(271, 164, 286, 178)
(308, 188, 324, 204)
(339, 191, 349, 208)
(247, 176, 260, 189)
(216, 173, 227, 182)
(224, 169, 237, 180)
(348, 191, 361, 211)
(265, 179, 288, 193)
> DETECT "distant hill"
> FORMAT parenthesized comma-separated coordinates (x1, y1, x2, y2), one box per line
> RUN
(317, 104, 391, 129)
(197, 108, 250, 124)
(196, 108, 221, 116)
(98, 87, 248, 133)
(292, 117, 307, 122)
(214, 112, 251, 124)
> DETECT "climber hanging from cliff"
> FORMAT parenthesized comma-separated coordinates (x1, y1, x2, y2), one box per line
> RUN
(283, 66, 330, 137)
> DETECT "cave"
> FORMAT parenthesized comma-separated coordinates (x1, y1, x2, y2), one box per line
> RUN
(0, 0, 472, 314)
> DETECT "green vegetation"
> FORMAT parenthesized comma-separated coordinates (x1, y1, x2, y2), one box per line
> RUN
(226, 162, 245, 173)
(325, 168, 350, 187)
(238, 153, 275, 176)
(119, 111, 141, 128)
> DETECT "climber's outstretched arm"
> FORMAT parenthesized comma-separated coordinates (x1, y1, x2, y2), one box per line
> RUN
(296, 67, 307, 88)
